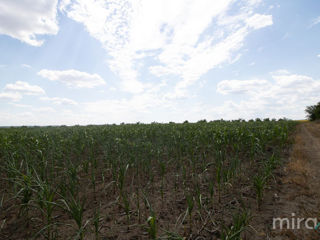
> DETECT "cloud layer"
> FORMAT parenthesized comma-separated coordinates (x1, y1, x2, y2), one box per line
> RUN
(4, 81, 45, 95)
(0, 81, 45, 102)
(38, 69, 106, 88)
(60, 0, 272, 94)
(0, 0, 59, 46)
(215, 71, 320, 119)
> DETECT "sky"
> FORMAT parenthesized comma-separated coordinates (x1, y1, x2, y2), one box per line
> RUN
(0, 0, 320, 126)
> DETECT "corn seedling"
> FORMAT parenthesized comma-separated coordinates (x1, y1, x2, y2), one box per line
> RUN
(253, 174, 266, 210)
(221, 209, 250, 240)
(186, 193, 194, 233)
(93, 205, 102, 240)
(147, 216, 157, 240)
(60, 196, 87, 240)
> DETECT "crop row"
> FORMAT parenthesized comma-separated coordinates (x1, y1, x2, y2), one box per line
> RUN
(0, 119, 296, 239)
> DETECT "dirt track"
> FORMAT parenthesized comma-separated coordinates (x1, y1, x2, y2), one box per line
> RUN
(250, 122, 320, 239)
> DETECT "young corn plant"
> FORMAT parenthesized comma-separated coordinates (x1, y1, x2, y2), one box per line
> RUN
(143, 192, 157, 240)
(93, 205, 102, 240)
(209, 179, 215, 208)
(66, 161, 79, 197)
(135, 186, 141, 223)
(33, 174, 57, 240)
(159, 160, 166, 203)
(60, 196, 88, 240)
(15, 170, 34, 226)
(221, 209, 250, 240)
(186, 193, 194, 233)
(147, 216, 157, 240)
(215, 163, 222, 204)
(194, 183, 203, 211)
(91, 167, 96, 200)
(117, 164, 131, 222)
(121, 191, 131, 223)
(253, 174, 266, 210)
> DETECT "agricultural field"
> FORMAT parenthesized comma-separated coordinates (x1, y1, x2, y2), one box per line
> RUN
(0, 120, 297, 239)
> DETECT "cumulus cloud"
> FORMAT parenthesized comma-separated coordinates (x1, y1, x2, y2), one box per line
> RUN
(41, 97, 78, 105)
(0, 0, 59, 46)
(215, 71, 320, 119)
(38, 69, 106, 88)
(60, 0, 273, 94)
(4, 81, 45, 95)
(0, 92, 22, 101)
(0, 81, 45, 102)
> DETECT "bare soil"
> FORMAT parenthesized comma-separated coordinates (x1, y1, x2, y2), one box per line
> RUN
(249, 122, 320, 239)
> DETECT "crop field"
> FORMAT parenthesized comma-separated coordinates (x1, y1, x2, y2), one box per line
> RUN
(0, 120, 296, 239)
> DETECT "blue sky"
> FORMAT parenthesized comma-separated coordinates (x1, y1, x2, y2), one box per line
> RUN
(0, 0, 319, 125)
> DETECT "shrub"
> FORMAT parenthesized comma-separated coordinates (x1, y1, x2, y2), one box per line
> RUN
(305, 102, 320, 121)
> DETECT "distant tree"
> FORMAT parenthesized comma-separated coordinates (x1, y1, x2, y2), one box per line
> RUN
(197, 119, 207, 123)
(305, 102, 320, 121)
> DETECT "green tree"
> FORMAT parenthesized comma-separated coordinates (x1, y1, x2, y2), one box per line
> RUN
(305, 102, 320, 121)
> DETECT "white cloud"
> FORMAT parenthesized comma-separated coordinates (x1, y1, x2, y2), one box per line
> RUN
(215, 71, 320, 119)
(4, 81, 45, 95)
(317, 54, 320, 58)
(217, 79, 269, 94)
(41, 97, 78, 105)
(60, 0, 273, 94)
(38, 69, 106, 88)
(0, 81, 44, 102)
(310, 16, 320, 28)
(0, 1, 59, 46)
(246, 14, 273, 30)
(0, 92, 22, 101)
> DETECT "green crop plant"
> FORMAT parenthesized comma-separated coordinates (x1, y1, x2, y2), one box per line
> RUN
(253, 174, 266, 210)
(117, 164, 129, 195)
(147, 216, 157, 240)
(209, 179, 215, 208)
(186, 193, 194, 233)
(14, 168, 34, 226)
(60, 196, 87, 240)
(91, 167, 96, 200)
(66, 161, 79, 197)
(221, 209, 250, 240)
(33, 171, 57, 240)
(159, 160, 166, 202)
(215, 162, 222, 203)
(0, 119, 297, 239)
(82, 159, 89, 174)
(143, 191, 157, 239)
(194, 182, 203, 211)
(121, 191, 130, 223)
(93, 205, 102, 240)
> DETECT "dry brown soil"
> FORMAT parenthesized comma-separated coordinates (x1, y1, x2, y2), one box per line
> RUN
(249, 122, 320, 239)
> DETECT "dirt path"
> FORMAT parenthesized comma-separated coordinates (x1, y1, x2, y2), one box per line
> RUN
(250, 122, 320, 239)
